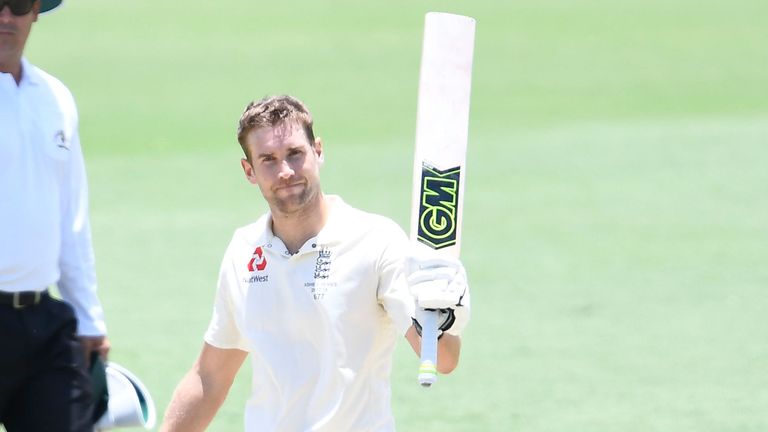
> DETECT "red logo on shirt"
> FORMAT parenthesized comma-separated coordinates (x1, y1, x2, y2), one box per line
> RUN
(247, 246, 267, 272)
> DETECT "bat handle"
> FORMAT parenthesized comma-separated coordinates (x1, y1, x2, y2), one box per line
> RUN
(418, 309, 439, 387)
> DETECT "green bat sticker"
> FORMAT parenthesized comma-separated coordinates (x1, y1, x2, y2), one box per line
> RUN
(417, 162, 460, 249)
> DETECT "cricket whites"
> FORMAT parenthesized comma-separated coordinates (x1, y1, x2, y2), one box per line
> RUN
(410, 12, 476, 387)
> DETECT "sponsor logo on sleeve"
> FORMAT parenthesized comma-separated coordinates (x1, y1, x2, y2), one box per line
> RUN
(54, 130, 70, 150)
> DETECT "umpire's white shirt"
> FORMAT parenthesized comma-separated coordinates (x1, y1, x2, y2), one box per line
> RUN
(0, 58, 105, 336)
(205, 196, 416, 431)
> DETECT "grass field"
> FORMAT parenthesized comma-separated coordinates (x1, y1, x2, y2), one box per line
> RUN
(19, 0, 768, 430)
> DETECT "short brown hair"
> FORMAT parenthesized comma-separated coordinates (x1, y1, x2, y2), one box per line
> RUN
(237, 95, 316, 160)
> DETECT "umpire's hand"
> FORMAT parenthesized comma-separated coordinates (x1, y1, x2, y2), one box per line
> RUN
(79, 336, 111, 367)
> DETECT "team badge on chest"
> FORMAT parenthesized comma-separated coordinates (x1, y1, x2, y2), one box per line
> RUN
(307, 247, 336, 300)
(314, 247, 332, 280)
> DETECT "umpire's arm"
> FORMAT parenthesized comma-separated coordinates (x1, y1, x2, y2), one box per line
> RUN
(161, 342, 247, 432)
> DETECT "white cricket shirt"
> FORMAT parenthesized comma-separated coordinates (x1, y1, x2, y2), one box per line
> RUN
(0, 58, 105, 335)
(205, 196, 416, 431)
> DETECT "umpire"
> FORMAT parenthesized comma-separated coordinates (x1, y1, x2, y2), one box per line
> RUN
(1, 0, 110, 430)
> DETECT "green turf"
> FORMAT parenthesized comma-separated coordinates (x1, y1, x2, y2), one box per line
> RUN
(18, 0, 768, 430)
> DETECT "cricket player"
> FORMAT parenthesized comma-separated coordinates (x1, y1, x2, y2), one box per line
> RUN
(1, 0, 110, 430)
(161, 95, 470, 431)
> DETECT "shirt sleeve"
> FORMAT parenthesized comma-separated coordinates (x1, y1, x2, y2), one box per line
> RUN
(56, 111, 107, 336)
(376, 222, 416, 336)
(205, 248, 250, 351)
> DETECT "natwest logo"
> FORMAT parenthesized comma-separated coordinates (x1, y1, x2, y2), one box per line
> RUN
(247, 246, 267, 272)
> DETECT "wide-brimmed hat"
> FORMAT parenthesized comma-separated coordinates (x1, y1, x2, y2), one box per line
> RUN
(90, 357, 157, 431)
(40, 0, 63, 13)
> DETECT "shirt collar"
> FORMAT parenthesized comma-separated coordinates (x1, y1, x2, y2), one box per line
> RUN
(19, 57, 41, 86)
(248, 213, 275, 247)
(251, 195, 346, 255)
(315, 195, 347, 246)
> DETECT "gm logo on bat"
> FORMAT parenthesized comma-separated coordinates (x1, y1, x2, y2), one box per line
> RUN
(417, 163, 460, 249)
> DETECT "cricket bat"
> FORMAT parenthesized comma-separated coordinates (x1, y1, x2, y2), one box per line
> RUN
(410, 12, 476, 387)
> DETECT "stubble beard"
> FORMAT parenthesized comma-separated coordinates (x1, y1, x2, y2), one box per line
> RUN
(270, 180, 321, 216)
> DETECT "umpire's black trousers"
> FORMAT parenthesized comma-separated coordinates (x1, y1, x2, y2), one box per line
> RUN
(0, 292, 94, 432)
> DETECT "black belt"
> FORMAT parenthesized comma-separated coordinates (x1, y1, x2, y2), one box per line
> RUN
(0, 290, 49, 309)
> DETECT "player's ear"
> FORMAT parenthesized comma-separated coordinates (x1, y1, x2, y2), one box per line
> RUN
(241, 158, 258, 184)
(314, 137, 324, 164)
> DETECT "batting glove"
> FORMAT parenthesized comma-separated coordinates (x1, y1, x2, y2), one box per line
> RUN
(406, 243, 470, 337)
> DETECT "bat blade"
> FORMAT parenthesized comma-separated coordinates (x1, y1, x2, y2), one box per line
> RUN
(410, 12, 476, 387)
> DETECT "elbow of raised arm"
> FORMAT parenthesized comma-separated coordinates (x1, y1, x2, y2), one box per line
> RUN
(436, 333, 461, 374)
(437, 358, 459, 374)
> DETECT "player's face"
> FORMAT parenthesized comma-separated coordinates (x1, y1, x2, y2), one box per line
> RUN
(241, 123, 324, 215)
(0, 1, 39, 74)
